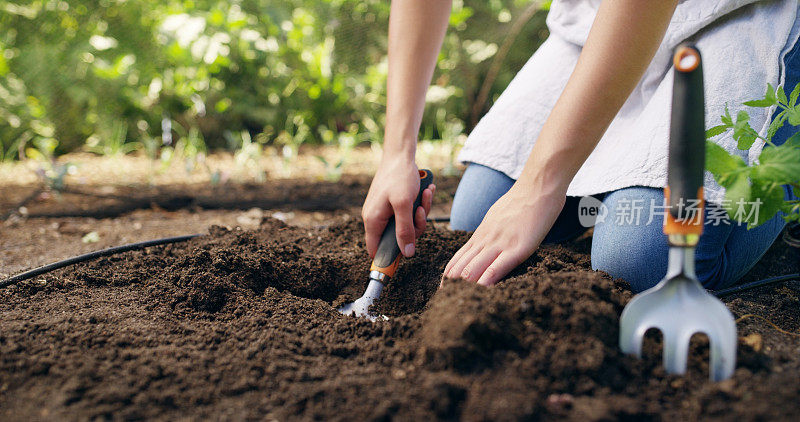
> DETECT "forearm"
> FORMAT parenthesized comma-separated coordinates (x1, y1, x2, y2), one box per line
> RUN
(383, 0, 452, 159)
(518, 0, 679, 195)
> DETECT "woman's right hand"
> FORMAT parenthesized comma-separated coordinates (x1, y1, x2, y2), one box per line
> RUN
(361, 155, 435, 259)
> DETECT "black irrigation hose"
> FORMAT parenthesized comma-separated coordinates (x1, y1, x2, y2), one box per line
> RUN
(0, 234, 200, 289)
(712, 273, 800, 298)
(427, 216, 451, 223)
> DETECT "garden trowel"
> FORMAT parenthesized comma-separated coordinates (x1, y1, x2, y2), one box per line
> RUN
(619, 45, 737, 381)
(339, 169, 434, 321)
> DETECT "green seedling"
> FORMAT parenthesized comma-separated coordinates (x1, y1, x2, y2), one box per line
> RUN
(315, 124, 360, 182)
(706, 83, 800, 227)
(25, 137, 76, 192)
(227, 130, 267, 182)
(276, 114, 311, 176)
(175, 127, 207, 174)
(86, 121, 140, 157)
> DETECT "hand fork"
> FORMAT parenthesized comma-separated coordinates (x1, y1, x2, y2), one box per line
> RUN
(619, 45, 737, 381)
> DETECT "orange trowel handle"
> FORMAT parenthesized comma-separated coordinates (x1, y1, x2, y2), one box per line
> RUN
(665, 44, 705, 236)
(370, 169, 434, 277)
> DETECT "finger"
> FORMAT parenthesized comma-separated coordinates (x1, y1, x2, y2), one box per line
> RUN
(444, 239, 472, 277)
(421, 187, 433, 216)
(413, 205, 427, 238)
(446, 242, 484, 280)
(392, 198, 416, 257)
(362, 209, 390, 258)
(476, 250, 521, 286)
(460, 247, 501, 283)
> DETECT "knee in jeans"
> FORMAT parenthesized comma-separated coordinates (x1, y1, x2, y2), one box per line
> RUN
(591, 231, 667, 293)
(449, 201, 481, 232)
(694, 256, 730, 291)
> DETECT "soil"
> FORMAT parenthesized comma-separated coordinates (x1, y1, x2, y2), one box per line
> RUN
(2, 211, 799, 421)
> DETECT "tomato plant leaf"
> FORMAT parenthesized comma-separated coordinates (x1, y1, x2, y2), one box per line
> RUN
(743, 98, 774, 107)
(706, 124, 728, 138)
(721, 104, 733, 126)
(707, 84, 799, 228)
(790, 82, 800, 107)
(766, 111, 787, 141)
(746, 182, 786, 227)
(765, 83, 777, 104)
(789, 106, 800, 126)
(777, 85, 788, 105)
(755, 144, 800, 185)
(722, 172, 752, 217)
(732, 111, 758, 149)
(706, 141, 748, 182)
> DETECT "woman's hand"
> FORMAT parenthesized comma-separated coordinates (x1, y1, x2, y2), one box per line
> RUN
(443, 185, 564, 286)
(362, 156, 436, 258)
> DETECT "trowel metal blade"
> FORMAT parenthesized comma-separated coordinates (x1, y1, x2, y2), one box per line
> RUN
(337, 278, 388, 321)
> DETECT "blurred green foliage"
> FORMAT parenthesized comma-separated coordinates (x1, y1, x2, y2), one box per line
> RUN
(0, 0, 549, 161)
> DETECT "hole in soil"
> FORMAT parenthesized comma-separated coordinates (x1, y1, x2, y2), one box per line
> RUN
(71, 218, 470, 316)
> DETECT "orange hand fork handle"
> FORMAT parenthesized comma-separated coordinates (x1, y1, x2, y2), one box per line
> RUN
(664, 45, 705, 245)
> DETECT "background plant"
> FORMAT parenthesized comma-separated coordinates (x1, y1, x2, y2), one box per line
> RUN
(24, 137, 76, 191)
(706, 83, 800, 227)
(0, 0, 551, 161)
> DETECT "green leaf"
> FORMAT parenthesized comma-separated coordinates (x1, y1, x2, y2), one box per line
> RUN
(723, 172, 752, 218)
(755, 144, 800, 185)
(765, 83, 777, 104)
(745, 182, 786, 227)
(721, 104, 733, 126)
(777, 85, 788, 105)
(789, 107, 800, 126)
(733, 111, 758, 149)
(743, 99, 775, 107)
(706, 141, 748, 182)
(790, 82, 800, 107)
(706, 124, 728, 138)
(735, 110, 750, 124)
(766, 111, 787, 141)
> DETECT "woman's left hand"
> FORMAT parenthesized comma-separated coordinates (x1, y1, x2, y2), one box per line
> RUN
(443, 185, 566, 286)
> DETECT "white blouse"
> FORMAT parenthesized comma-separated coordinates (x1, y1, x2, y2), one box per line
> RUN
(458, 0, 800, 204)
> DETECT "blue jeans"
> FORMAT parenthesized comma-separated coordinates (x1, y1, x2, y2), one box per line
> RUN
(451, 164, 788, 292)
(452, 36, 800, 292)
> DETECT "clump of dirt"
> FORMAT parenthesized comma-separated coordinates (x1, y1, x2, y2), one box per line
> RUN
(1, 218, 798, 421)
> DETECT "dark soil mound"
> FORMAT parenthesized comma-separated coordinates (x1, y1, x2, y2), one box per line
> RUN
(1, 218, 798, 420)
